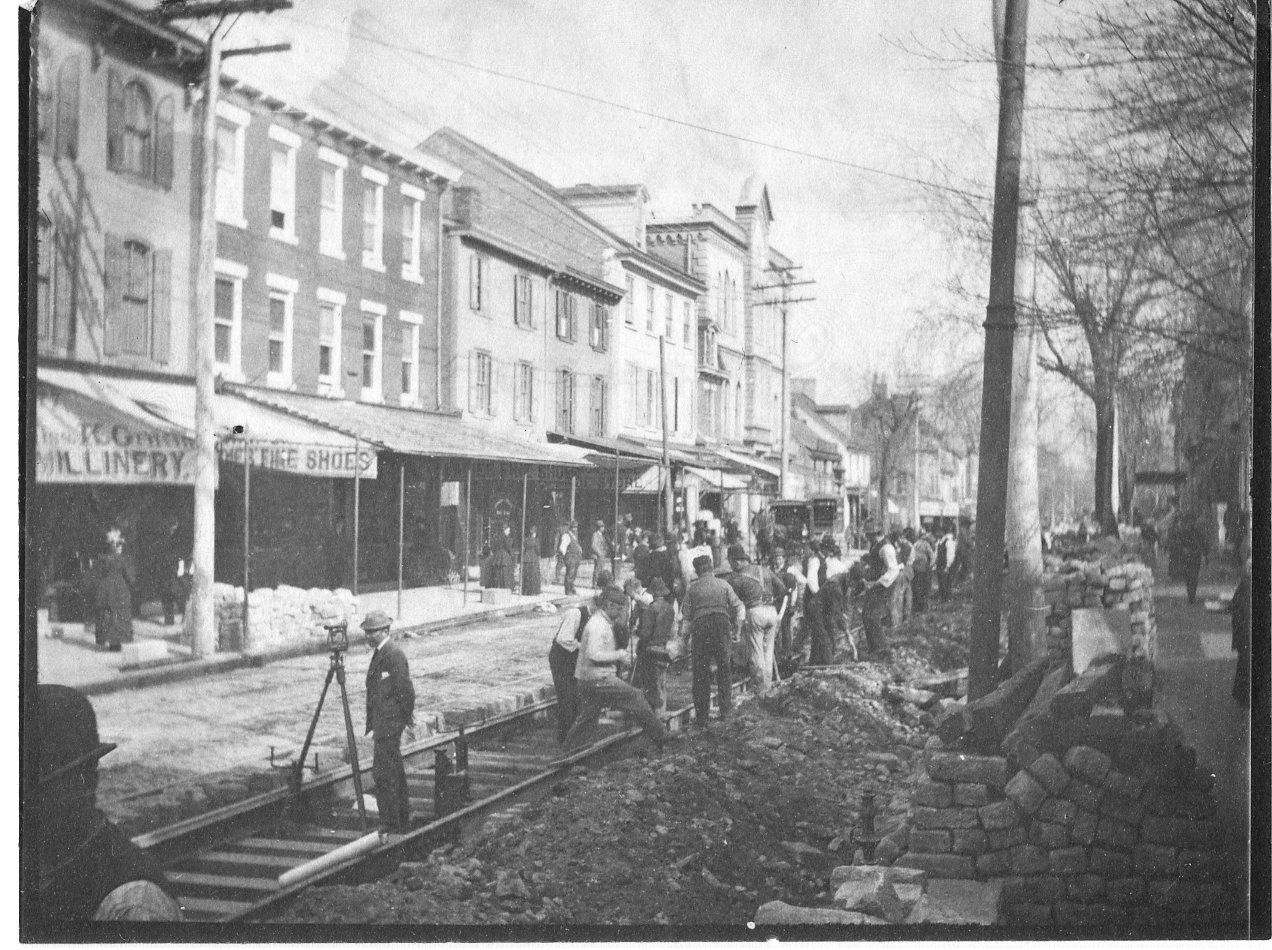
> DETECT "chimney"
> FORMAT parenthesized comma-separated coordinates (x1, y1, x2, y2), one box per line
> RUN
(451, 186, 480, 227)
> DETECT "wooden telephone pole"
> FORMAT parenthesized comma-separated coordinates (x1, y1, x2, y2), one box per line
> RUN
(152, 0, 291, 657)
(968, 0, 1030, 700)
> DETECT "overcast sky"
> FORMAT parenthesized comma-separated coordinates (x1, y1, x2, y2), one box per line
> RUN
(216, 0, 1087, 404)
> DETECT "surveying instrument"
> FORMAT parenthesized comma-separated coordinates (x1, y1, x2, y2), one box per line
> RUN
(290, 621, 368, 831)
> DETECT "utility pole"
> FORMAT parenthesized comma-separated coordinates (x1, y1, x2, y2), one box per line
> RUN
(659, 335, 673, 534)
(153, 0, 291, 657)
(755, 268, 814, 501)
(969, 0, 1030, 701)
(912, 409, 920, 530)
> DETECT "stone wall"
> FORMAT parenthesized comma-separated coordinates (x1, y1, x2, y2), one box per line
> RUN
(889, 651, 1227, 929)
(211, 582, 357, 653)
(1042, 557, 1156, 669)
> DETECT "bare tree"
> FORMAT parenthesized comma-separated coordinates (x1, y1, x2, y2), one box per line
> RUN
(857, 383, 922, 525)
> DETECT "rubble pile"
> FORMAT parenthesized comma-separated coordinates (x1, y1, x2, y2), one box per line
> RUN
(891, 652, 1235, 931)
(1042, 557, 1156, 668)
(211, 583, 357, 652)
(278, 638, 974, 926)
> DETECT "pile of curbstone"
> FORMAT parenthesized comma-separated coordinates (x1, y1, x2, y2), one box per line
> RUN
(211, 582, 357, 652)
(1042, 557, 1156, 669)
(886, 648, 1228, 930)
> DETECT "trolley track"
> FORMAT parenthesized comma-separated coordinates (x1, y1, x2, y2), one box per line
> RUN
(137, 665, 748, 923)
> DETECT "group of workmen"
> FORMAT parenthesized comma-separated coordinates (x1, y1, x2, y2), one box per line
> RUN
(545, 519, 958, 757)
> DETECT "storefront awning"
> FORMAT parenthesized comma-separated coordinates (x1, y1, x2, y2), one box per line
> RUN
(36, 367, 378, 482)
(235, 386, 592, 467)
(714, 448, 781, 478)
(683, 466, 750, 492)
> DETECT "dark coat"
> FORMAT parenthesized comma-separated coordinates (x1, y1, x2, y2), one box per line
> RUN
(93, 552, 135, 645)
(365, 640, 415, 737)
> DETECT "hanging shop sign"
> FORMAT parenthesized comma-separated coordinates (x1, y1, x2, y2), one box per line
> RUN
(36, 388, 198, 485)
(217, 439, 378, 479)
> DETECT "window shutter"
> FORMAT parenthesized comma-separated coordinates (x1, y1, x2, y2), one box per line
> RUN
(554, 370, 563, 430)
(469, 256, 481, 310)
(106, 69, 123, 172)
(53, 224, 75, 348)
(103, 232, 124, 355)
(154, 95, 174, 189)
(56, 56, 80, 160)
(151, 248, 171, 364)
(529, 368, 537, 423)
(487, 358, 497, 418)
(467, 352, 477, 413)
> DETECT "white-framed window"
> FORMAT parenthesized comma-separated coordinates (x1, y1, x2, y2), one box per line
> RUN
(265, 273, 297, 388)
(589, 301, 609, 352)
(645, 281, 654, 333)
(319, 148, 346, 259)
(514, 361, 536, 422)
(514, 273, 533, 328)
(361, 166, 386, 271)
(555, 369, 576, 433)
(399, 310, 422, 406)
(360, 300, 385, 401)
(589, 377, 607, 437)
(683, 300, 693, 347)
(664, 292, 674, 339)
(316, 287, 345, 396)
(268, 125, 299, 243)
(625, 363, 639, 427)
(624, 275, 635, 327)
(555, 289, 576, 342)
(469, 253, 484, 311)
(471, 350, 493, 416)
(400, 183, 425, 282)
(213, 258, 246, 380)
(214, 101, 249, 227)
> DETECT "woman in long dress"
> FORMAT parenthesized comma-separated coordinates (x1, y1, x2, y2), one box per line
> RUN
(521, 526, 542, 595)
(94, 529, 135, 651)
(489, 523, 516, 590)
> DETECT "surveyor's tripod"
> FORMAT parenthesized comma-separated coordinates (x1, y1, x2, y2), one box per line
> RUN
(293, 641, 368, 832)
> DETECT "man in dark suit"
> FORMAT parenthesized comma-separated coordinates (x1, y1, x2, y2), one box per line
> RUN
(362, 610, 415, 833)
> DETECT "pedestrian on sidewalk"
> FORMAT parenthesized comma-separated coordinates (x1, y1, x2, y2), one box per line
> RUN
(683, 554, 745, 726)
(520, 526, 542, 596)
(561, 586, 673, 754)
(591, 520, 610, 571)
(562, 521, 582, 595)
(548, 594, 596, 743)
(92, 528, 134, 652)
(860, 521, 900, 659)
(1175, 517, 1209, 605)
(362, 611, 416, 834)
(489, 522, 516, 591)
(29, 684, 183, 922)
(725, 544, 787, 695)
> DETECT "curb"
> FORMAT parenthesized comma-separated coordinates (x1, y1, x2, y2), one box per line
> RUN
(78, 592, 589, 697)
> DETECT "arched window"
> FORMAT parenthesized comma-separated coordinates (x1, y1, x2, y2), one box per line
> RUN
(122, 81, 152, 177)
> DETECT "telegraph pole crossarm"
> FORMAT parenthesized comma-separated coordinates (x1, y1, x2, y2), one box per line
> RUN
(151, 0, 293, 20)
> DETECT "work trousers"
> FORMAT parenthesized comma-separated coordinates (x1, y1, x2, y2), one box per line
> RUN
(372, 730, 411, 832)
(890, 571, 910, 627)
(633, 651, 669, 715)
(563, 677, 666, 752)
(691, 615, 733, 725)
(744, 604, 780, 693)
(548, 642, 580, 743)
(937, 569, 953, 602)
(563, 555, 581, 594)
(806, 591, 835, 666)
(912, 567, 930, 614)
(862, 587, 891, 656)
(1184, 562, 1202, 604)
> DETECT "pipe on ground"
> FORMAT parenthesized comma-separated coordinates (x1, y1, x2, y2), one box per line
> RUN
(277, 830, 387, 889)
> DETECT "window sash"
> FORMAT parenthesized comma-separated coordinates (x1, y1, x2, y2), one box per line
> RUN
(515, 362, 535, 421)
(645, 283, 654, 332)
(625, 277, 635, 326)
(401, 199, 421, 272)
(400, 322, 419, 399)
(215, 120, 244, 223)
(320, 164, 343, 254)
(361, 315, 381, 394)
(664, 293, 674, 339)
(475, 353, 492, 414)
(515, 274, 532, 327)
(362, 182, 383, 264)
(269, 144, 295, 234)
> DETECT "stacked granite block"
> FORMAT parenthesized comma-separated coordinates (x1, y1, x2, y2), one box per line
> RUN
(1042, 558, 1156, 669)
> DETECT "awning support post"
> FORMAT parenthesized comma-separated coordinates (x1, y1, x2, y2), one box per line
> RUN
(612, 446, 620, 579)
(519, 471, 528, 595)
(570, 475, 576, 522)
(353, 436, 361, 598)
(242, 433, 250, 652)
(463, 466, 472, 607)
(397, 460, 405, 620)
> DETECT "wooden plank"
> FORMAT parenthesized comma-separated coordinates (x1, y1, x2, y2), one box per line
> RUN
(166, 870, 280, 892)
(186, 851, 301, 870)
(234, 837, 340, 855)
(175, 895, 254, 919)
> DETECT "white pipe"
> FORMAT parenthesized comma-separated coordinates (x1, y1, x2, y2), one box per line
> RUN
(277, 830, 386, 889)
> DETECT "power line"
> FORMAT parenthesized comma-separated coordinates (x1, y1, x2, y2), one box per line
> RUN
(274, 10, 992, 205)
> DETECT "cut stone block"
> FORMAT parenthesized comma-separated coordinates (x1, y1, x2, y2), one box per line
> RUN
(754, 901, 885, 926)
(1071, 608, 1131, 674)
(893, 852, 975, 879)
(1027, 753, 1071, 796)
(834, 877, 906, 923)
(909, 829, 952, 854)
(1005, 770, 1048, 815)
(1053, 661, 1122, 720)
(120, 640, 172, 666)
(903, 879, 1003, 926)
(1064, 745, 1113, 784)
(952, 782, 990, 807)
(913, 779, 954, 808)
(925, 751, 1010, 788)
(978, 799, 1021, 830)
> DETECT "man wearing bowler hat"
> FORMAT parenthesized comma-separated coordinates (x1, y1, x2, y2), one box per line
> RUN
(362, 610, 416, 833)
(29, 684, 182, 922)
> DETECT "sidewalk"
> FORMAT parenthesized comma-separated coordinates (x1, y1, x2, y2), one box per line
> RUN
(37, 558, 607, 695)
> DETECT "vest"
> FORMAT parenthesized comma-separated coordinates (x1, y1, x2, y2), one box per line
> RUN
(863, 539, 888, 584)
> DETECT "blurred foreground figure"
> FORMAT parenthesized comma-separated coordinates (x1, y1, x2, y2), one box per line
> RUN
(30, 684, 182, 922)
